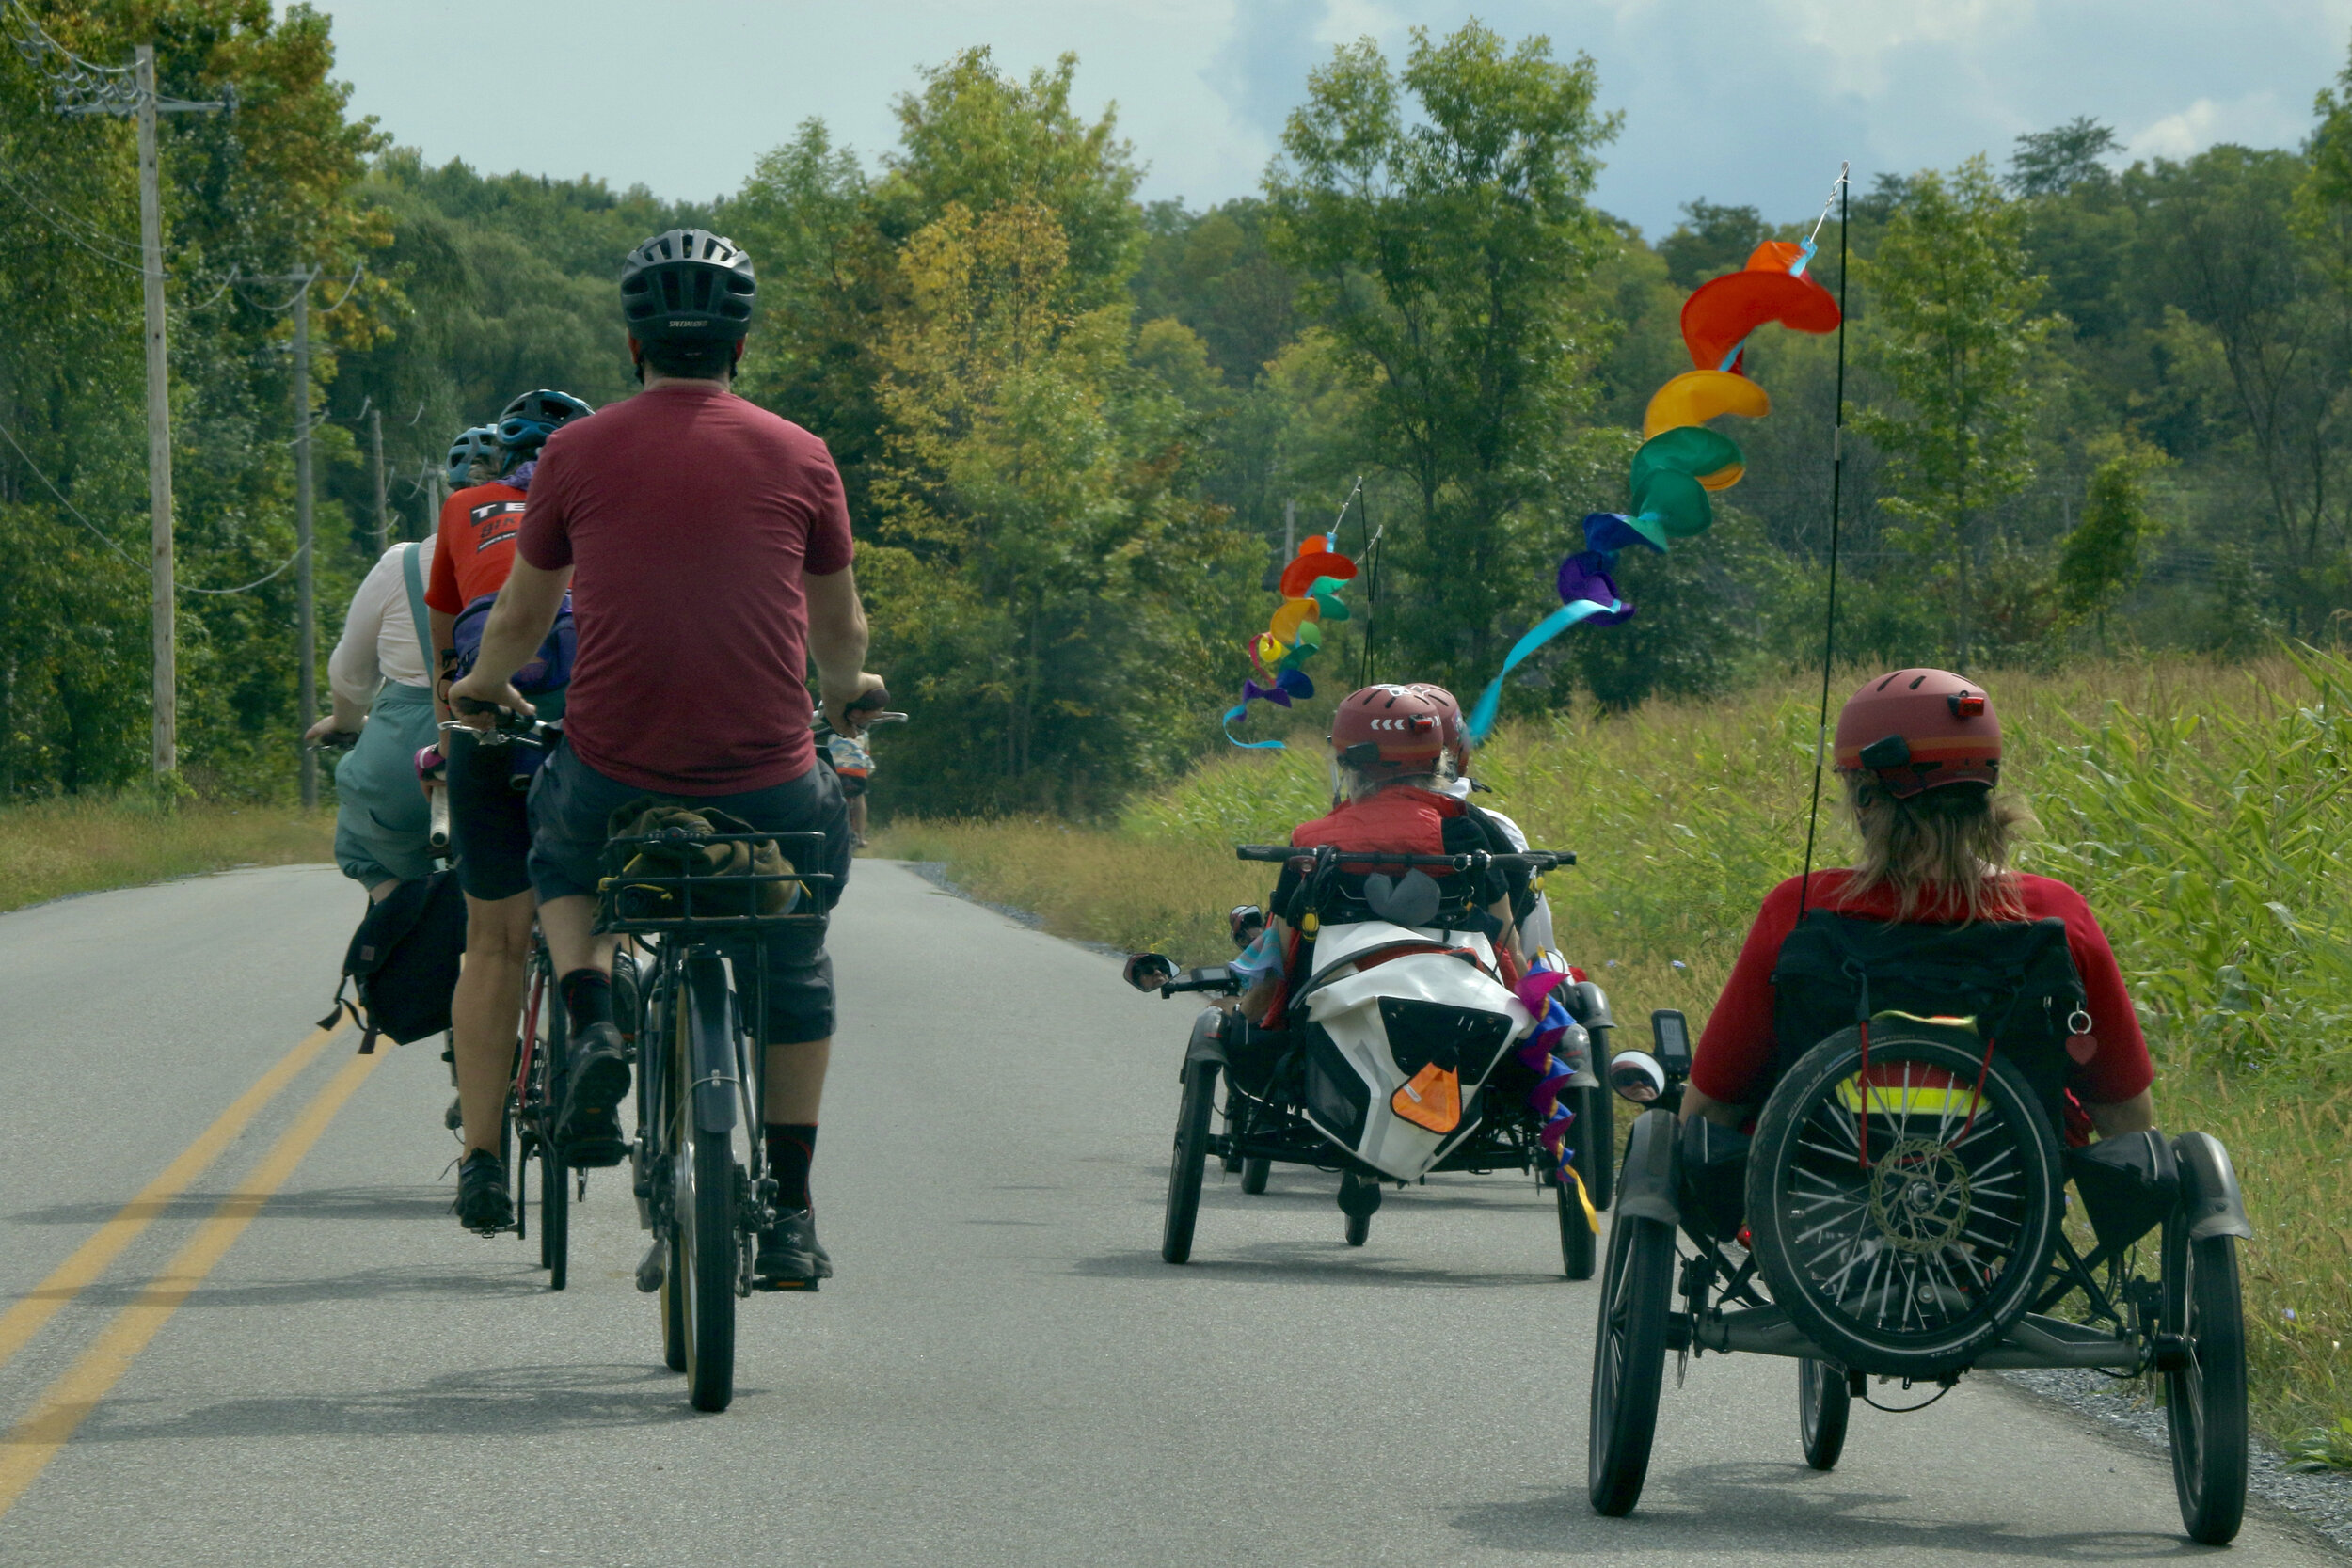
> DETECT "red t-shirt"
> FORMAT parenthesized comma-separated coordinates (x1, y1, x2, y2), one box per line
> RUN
(1691, 869, 2153, 1108)
(516, 383, 854, 794)
(424, 483, 529, 616)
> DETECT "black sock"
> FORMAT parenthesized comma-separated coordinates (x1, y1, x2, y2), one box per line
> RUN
(767, 1123, 818, 1212)
(561, 969, 613, 1036)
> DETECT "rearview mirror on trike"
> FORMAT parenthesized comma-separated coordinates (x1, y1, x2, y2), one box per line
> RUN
(1124, 952, 1178, 992)
(1608, 1051, 1667, 1105)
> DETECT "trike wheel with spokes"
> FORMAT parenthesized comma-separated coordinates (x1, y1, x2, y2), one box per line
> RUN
(2164, 1211, 2248, 1544)
(1746, 1025, 2060, 1379)
(1161, 1057, 1217, 1264)
(1798, 1357, 1851, 1470)
(1588, 1210, 1674, 1515)
(1552, 1169, 1596, 1280)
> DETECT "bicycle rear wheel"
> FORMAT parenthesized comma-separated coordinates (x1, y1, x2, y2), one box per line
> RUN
(537, 991, 571, 1290)
(674, 953, 739, 1412)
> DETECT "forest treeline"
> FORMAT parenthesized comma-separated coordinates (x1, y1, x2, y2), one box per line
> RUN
(3, 4, 2350, 813)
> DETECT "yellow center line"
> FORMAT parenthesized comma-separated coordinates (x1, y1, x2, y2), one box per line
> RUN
(0, 1022, 344, 1375)
(0, 1043, 388, 1517)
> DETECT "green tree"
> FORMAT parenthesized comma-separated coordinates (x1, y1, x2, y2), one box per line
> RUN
(880, 49, 1142, 308)
(2131, 146, 2343, 618)
(1657, 198, 1767, 289)
(864, 201, 1249, 809)
(2007, 117, 2120, 198)
(1856, 155, 2054, 663)
(2055, 443, 2165, 650)
(0, 0, 391, 798)
(1266, 21, 1619, 695)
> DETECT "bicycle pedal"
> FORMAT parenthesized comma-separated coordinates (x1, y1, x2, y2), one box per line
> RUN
(755, 1276, 818, 1293)
(634, 1241, 666, 1293)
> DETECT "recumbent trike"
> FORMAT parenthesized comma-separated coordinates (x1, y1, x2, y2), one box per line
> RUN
(1586, 909, 2252, 1545)
(1127, 841, 1619, 1278)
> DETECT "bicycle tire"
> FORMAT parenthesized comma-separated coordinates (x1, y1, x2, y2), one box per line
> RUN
(1570, 1080, 1613, 1212)
(1556, 1173, 1597, 1280)
(1161, 1058, 1216, 1265)
(2164, 1218, 2248, 1544)
(676, 954, 739, 1412)
(1588, 1212, 1674, 1515)
(1798, 1358, 1851, 1470)
(1240, 1157, 1270, 1195)
(1745, 1026, 2060, 1379)
(539, 993, 571, 1291)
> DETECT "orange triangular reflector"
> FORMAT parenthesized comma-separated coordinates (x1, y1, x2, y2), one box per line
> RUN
(1391, 1064, 1462, 1133)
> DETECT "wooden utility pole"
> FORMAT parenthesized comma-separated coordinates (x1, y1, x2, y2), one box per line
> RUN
(369, 404, 388, 554)
(22, 10, 225, 782)
(133, 45, 174, 778)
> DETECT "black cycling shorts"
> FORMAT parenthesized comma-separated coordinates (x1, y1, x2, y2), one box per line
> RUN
(445, 729, 535, 903)
(527, 739, 852, 1044)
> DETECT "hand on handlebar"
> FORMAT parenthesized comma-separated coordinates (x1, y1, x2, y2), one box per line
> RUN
(445, 667, 535, 732)
(823, 673, 889, 738)
(304, 714, 358, 749)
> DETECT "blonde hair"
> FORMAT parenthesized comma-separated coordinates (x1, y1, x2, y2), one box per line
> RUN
(1837, 772, 2033, 924)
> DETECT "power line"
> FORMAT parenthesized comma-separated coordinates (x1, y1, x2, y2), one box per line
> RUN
(0, 413, 300, 595)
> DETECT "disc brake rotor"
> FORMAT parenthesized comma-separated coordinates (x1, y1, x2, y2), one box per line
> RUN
(1865, 1136, 1971, 1255)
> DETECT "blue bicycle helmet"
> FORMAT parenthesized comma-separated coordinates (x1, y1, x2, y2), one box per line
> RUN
(494, 388, 594, 455)
(444, 425, 499, 485)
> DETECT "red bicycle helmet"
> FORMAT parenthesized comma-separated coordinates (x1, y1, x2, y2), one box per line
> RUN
(1834, 669, 2001, 799)
(1331, 684, 1448, 773)
(1405, 683, 1464, 762)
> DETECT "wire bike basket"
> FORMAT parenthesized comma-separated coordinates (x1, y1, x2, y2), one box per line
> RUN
(595, 827, 836, 937)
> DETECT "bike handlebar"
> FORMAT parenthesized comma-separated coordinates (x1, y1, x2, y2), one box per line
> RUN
(1234, 845, 1574, 870)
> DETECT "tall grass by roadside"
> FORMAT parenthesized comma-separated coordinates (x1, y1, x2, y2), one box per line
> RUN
(876, 649, 2352, 1444)
(0, 798, 335, 914)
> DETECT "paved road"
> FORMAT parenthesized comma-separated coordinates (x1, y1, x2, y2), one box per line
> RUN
(0, 859, 2335, 1566)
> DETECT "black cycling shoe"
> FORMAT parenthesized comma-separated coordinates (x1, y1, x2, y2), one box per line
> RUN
(555, 1022, 632, 1168)
(454, 1149, 513, 1235)
(754, 1208, 834, 1287)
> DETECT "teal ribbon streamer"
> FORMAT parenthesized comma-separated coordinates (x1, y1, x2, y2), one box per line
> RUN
(1463, 599, 1624, 743)
(1222, 704, 1286, 750)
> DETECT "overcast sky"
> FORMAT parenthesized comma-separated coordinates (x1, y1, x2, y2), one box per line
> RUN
(313, 0, 2352, 237)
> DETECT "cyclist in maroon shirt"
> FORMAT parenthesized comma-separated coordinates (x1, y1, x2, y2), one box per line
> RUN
(449, 229, 884, 1284)
(1683, 670, 2155, 1144)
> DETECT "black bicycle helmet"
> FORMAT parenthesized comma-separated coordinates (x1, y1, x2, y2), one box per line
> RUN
(618, 229, 756, 342)
(444, 425, 499, 485)
(495, 388, 594, 453)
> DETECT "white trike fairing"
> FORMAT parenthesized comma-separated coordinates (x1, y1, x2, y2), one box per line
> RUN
(1292, 917, 1534, 1180)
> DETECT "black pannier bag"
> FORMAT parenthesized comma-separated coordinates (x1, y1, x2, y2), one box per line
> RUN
(1769, 910, 2090, 1131)
(319, 870, 466, 1053)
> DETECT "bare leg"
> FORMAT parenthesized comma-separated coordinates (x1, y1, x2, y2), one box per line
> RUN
(764, 1037, 830, 1123)
(453, 890, 535, 1154)
(538, 893, 616, 982)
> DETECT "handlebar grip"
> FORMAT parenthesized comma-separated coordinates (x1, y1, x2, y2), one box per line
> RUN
(1236, 846, 1300, 863)
(846, 687, 891, 715)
